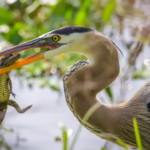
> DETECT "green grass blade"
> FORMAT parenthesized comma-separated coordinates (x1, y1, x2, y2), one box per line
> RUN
(61, 127, 68, 150)
(69, 102, 101, 150)
(69, 124, 83, 150)
(116, 139, 129, 150)
(133, 118, 143, 150)
(101, 0, 116, 23)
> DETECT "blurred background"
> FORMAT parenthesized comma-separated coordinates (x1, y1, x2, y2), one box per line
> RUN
(0, 0, 150, 149)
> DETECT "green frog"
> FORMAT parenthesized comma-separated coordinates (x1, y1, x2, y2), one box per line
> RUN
(0, 54, 32, 124)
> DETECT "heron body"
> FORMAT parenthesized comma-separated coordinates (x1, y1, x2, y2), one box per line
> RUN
(63, 59, 150, 149)
(0, 26, 150, 149)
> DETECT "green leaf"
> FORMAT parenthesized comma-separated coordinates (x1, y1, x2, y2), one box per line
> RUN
(133, 68, 150, 79)
(101, 147, 106, 150)
(65, 8, 73, 21)
(101, 0, 116, 23)
(105, 86, 113, 101)
(5, 29, 22, 45)
(49, 84, 59, 91)
(0, 7, 12, 24)
(5, 144, 11, 150)
(74, 0, 91, 25)
(0, 141, 3, 147)
(133, 118, 143, 150)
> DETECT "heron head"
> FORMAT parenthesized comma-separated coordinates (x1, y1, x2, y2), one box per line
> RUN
(0, 26, 94, 56)
(0, 26, 95, 74)
(0, 26, 121, 74)
(38, 26, 94, 59)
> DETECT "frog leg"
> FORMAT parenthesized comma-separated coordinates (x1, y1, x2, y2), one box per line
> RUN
(0, 109, 7, 125)
(7, 100, 32, 113)
(7, 75, 16, 98)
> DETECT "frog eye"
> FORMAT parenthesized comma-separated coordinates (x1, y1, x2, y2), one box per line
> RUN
(52, 35, 60, 42)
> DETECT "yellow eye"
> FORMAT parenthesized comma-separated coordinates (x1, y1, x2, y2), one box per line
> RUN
(52, 35, 59, 42)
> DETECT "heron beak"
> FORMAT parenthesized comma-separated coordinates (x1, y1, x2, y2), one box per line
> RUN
(0, 37, 61, 74)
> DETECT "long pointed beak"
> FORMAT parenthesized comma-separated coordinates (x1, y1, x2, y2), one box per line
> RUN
(0, 52, 45, 74)
(0, 38, 44, 57)
(0, 37, 48, 74)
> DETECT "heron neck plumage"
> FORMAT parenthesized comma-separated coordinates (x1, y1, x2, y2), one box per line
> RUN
(64, 32, 120, 134)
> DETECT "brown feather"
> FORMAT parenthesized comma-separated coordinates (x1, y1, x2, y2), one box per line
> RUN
(63, 31, 150, 149)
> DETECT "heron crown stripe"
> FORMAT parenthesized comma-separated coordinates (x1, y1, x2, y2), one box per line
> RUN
(50, 26, 93, 35)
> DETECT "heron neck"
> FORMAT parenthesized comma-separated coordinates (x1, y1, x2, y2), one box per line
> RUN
(64, 34, 120, 134)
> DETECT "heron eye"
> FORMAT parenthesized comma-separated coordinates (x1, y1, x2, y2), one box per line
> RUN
(52, 35, 59, 42)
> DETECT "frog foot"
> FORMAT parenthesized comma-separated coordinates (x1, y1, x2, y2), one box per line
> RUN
(10, 92, 16, 98)
(7, 100, 32, 113)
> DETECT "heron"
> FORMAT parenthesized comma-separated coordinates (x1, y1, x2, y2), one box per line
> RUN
(0, 26, 150, 149)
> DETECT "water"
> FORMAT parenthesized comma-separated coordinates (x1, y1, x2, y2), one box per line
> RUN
(2, 76, 108, 150)
(2, 70, 147, 150)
